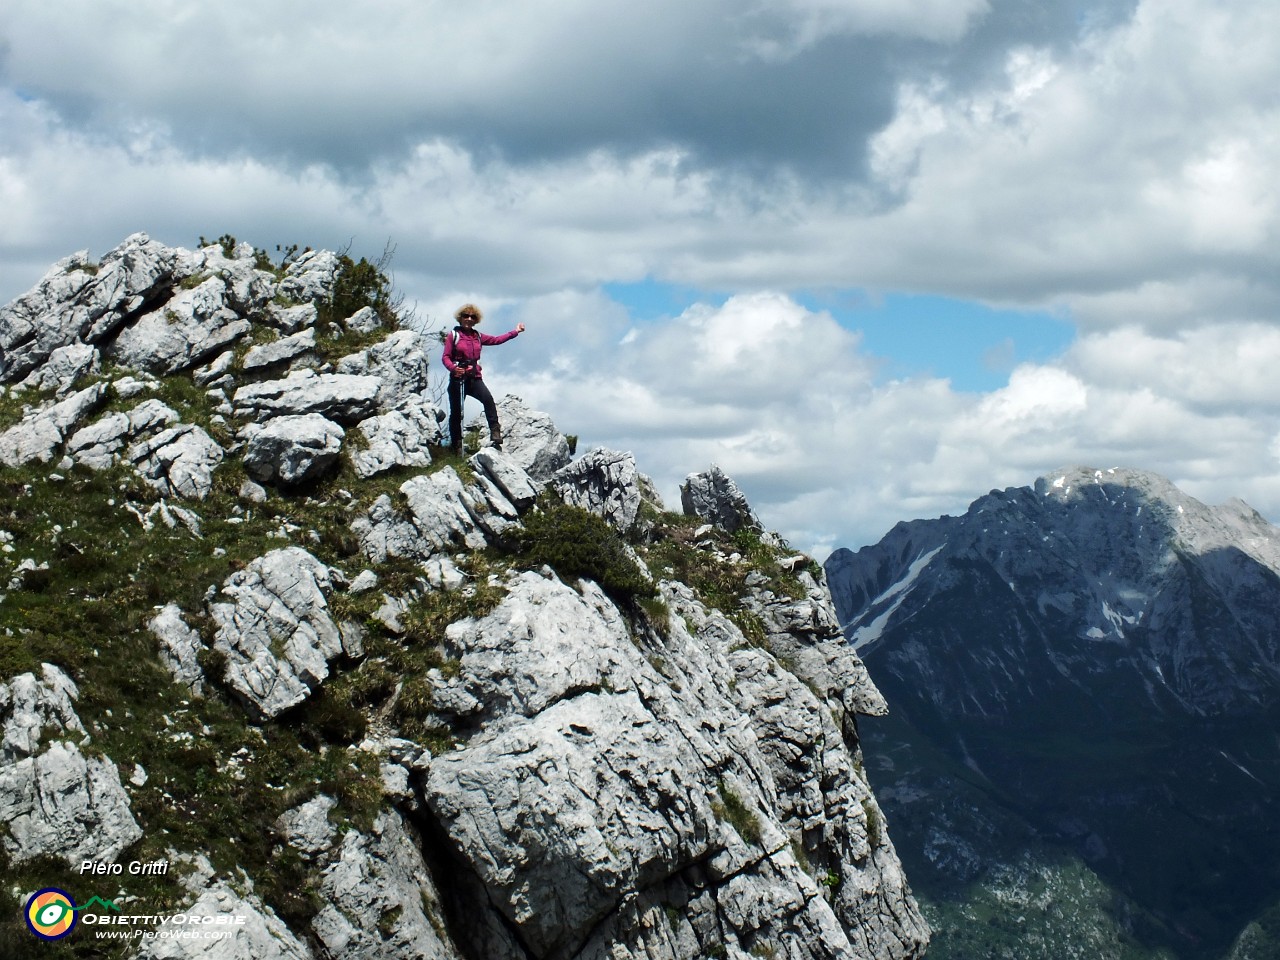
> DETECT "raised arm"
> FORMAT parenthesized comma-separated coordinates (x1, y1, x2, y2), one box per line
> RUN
(480, 323, 526, 346)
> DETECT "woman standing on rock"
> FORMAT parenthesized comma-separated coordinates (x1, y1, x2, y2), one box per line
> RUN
(442, 303, 525, 454)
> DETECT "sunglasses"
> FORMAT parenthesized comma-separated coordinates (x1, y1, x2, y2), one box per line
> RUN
(460, 312, 478, 319)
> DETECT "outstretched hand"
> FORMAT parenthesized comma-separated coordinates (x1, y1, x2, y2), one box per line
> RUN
(516, 322, 526, 333)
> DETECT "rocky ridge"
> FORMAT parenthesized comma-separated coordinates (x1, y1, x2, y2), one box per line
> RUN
(0, 235, 927, 959)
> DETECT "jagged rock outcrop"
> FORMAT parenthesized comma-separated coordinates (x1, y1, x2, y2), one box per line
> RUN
(107, 276, 251, 374)
(335, 330, 432, 409)
(472, 394, 573, 480)
(128, 423, 225, 500)
(242, 329, 317, 372)
(67, 398, 179, 470)
(0, 665, 143, 865)
(353, 461, 526, 563)
(0, 381, 109, 467)
(233, 370, 382, 425)
(310, 810, 462, 960)
(423, 570, 927, 959)
(149, 603, 205, 691)
(134, 855, 313, 960)
(470, 447, 540, 509)
(551, 447, 642, 530)
(0, 233, 188, 381)
(681, 464, 763, 535)
(19, 342, 100, 395)
(277, 248, 341, 303)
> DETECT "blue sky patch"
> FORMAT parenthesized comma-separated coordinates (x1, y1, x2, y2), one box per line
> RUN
(604, 279, 1077, 394)
(809, 292, 1077, 393)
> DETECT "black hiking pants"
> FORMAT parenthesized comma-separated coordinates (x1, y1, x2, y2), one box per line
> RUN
(447, 375, 499, 448)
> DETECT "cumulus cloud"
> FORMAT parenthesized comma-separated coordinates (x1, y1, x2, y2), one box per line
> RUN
(469, 292, 1280, 557)
(2, 0, 1280, 555)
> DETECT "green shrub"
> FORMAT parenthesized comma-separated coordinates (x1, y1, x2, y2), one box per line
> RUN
(861, 798, 882, 848)
(507, 500, 655, 607)
(714, 779, 763, 846)
(321, 245, 399, 329)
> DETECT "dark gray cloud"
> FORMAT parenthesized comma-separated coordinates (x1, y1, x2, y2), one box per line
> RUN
(0, 0, 1130, 180)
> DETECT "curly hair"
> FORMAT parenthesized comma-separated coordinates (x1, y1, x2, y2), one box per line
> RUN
(454, 303, 484, 323)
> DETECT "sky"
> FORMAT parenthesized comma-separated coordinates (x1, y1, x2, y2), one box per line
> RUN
(3, 0, 1280, 558)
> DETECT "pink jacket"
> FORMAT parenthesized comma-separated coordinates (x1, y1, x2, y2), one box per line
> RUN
(442, 326, 520, 379)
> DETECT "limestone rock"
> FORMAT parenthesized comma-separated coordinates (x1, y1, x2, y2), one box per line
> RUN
(232, 370, 381, 424)
(470, 448, 540, 510)
(197, 242, 278, 315)
(0, 665, 142, 866)
(278, 248, 341, 303)
(208, 547, 346, 721)
(128, 424, 224, 500)
(742, 568, 889, 718)
(0, 233, 185, 381)
(267, 302, 319, 334)
(148, 603, 205, 691)
(423, 571, 928, 960)
(343, 305, 383, 333)
(108, 275, 251, 374)
(134, 878, 313, 960)
(276, 794, 338, 858)
(67, 398, 179, 471)
(470, 395, 572, 480)
(243, 414, 345, 486)
(0, 381, 109, 467)
(242, 328, 317, 371)
(0, 664, 86, 762)
(310, 810, 463, 960)
(551, 447, 641, 530)
(18, 342, 100, 395)
(336, 330, 432, 410)
(353, 467, 519, 563)
(350, 397, 442, 479)
(681, 464, 764, 534)
(398, 468, 497, 554)
(0, 742, 144, 866)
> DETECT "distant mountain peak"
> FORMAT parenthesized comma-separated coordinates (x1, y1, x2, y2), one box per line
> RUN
(825, 466, 1280, 955)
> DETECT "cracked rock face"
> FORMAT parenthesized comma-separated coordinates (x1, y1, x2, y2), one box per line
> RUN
(0, 665, 143, 866)
(423, 571, 928, 960)
(551, 447, 642, 530)
(471, 394, 573, 480)
(149, 603, 205, 691)
(0, 381, 109, 467)
(208, 547, 345, 721)
(350, 397, 443, 479)
(310, 809, 462, 960)
(107, 275, 251, 375)
(336, 329, 433, 410)
(233, 370, 382, 424)
(128, 423, 225, 500)
(134, 875, 313, 960)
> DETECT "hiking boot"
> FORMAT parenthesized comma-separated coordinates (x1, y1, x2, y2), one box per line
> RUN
(489, 423, 503, 450)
